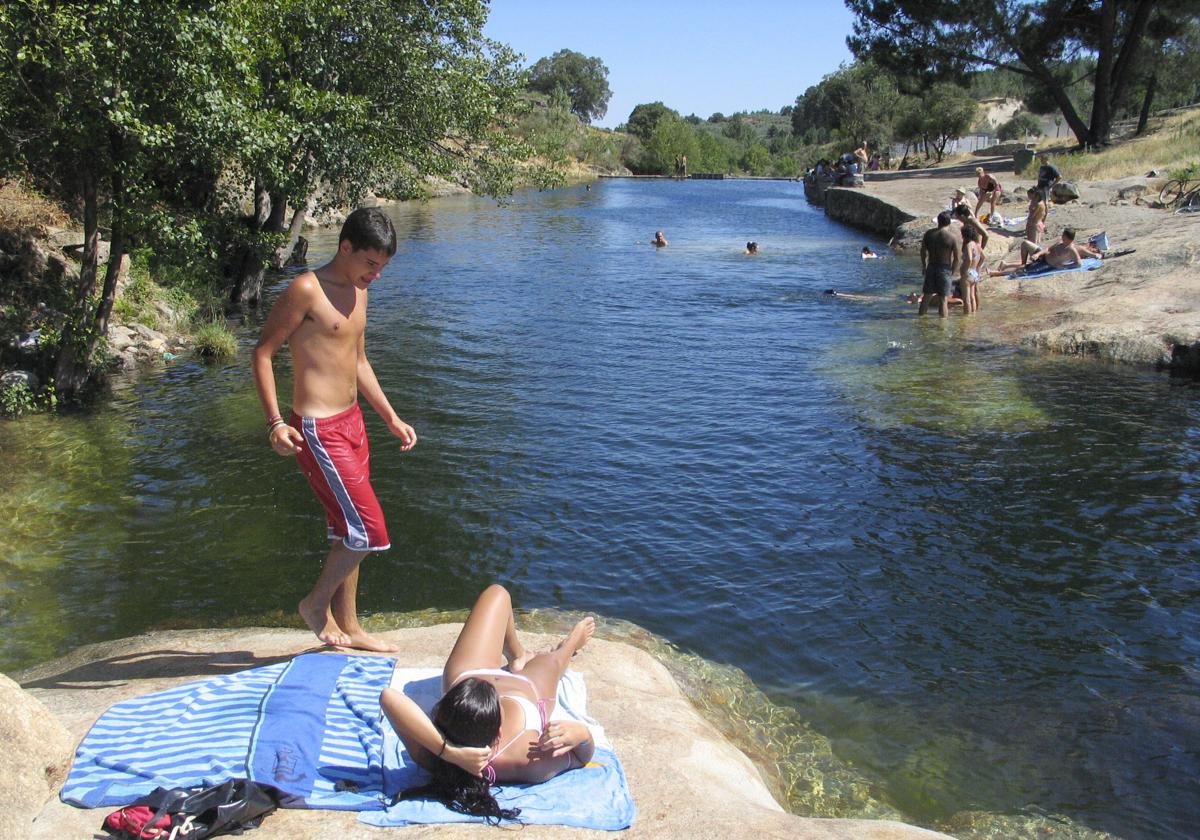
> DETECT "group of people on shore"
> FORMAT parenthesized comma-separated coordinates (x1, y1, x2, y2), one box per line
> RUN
(253, 208, 599, 822)
(916, 153, 1101, 318)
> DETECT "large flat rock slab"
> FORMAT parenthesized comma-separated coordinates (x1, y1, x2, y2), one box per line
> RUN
(14, 627, 947, 839)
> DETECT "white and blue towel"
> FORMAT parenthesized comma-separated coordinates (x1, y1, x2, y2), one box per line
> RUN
(62, 653, 395, 810)
(363, 667, 635, 830)
(61, 653, 635, 830)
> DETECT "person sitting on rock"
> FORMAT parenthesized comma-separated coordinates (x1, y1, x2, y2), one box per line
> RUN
(991, 227, 1085, 276)
(381, 584, 597, 821)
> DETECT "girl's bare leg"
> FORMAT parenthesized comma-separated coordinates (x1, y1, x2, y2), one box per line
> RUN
(517, 617, 595, 705)
(443, 584, 529, 691)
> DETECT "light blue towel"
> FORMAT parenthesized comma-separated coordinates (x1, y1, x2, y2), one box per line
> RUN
(361, 667, 635, 830)
(61, 653, 395, 810)
(1007, 257, 1103, 278)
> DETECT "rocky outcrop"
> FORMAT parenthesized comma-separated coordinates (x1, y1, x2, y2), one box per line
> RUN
(11, 627, 950, 840)
(0, 673, 74, 840)
(823, 186, 918, 237)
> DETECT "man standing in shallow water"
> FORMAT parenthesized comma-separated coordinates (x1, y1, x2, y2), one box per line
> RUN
(919, 211, 961, 318)
(252, 207, 416, 652)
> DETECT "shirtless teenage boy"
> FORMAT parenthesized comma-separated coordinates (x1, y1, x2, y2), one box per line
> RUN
(252, 207, 416, 652)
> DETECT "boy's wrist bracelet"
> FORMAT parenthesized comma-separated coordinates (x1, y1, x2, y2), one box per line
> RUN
(437, 739, 448, 757)
(267, 420, 286, 438)
(266, 414, 283, 426)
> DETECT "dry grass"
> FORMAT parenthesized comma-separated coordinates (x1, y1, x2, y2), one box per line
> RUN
(0, 179, 71, 233)
(1053, 106, 1200, 181)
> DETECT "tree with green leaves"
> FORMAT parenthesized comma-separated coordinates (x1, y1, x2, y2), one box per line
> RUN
(0, 0, 529, 399)
(221, 0, 528, 304)
(527, 48, 611, 124)
(0, 0, 235, 398)
(920, 82, 980, 160)
(625, 102, 678, 142)
(845, 0, 1176, 148)
(998, 110, 1045, 141)
(791, 62, 898, 149)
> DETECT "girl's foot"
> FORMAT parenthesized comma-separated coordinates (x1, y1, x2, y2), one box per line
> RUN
(559, 616, 595, 657)
(508, 647, 536, 672)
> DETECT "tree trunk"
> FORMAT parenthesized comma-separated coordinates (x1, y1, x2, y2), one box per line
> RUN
(1136, 72, 1157, 135)
(53, 170, 101, 399)
(1019, 47, 1094, 146)
(1107, 0, 1156, 132)
(271, 199, 308, 269)
(229, 178, 273, 305)
(1089, 0, 1118, 148)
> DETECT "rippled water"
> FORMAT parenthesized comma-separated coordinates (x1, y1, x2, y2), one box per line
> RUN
(2, 180, 1198, 839)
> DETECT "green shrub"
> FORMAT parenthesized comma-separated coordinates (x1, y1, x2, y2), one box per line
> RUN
(0, 380, 54, 417)
(192, 321, 238, 362)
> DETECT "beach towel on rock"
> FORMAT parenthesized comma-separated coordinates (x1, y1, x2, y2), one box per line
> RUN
(61, 653, 395, 811)
(1007, 257, 1103, 278)
(359, 667, 635, 830)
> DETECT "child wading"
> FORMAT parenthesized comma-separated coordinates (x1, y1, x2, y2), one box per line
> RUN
(252, 207, 416, 651)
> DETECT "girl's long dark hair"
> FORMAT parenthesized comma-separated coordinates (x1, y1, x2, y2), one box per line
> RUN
(399, 677, 522, 824)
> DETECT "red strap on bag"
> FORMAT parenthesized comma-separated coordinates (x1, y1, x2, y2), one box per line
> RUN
(103, 804, 173, 839)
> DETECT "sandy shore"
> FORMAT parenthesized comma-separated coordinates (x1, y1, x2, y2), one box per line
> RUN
(830, 160, 1200, 370)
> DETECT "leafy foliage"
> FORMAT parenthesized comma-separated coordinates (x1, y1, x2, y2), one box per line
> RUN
(845, 0, 1177, 147)
(625, 102, 678, 142)
(527, 48, 612, 124)
(998, 111, 1045, 141)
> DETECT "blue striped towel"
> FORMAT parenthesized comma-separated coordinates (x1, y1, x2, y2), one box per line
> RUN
(61, 653, 395, 810)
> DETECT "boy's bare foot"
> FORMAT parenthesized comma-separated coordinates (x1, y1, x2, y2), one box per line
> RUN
(299, 599, 351, 647)
(560, 616, 595, 656)
(342, 628, 400, 653)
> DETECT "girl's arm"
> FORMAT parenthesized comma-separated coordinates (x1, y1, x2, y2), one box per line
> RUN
(380, 688, 490, 776)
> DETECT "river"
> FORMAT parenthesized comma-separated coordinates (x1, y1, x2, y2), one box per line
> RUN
(1, 179, 1197, 839)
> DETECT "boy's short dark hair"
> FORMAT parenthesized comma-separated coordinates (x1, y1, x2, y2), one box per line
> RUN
(339, 207, 397, 256)
(1062, 227, 1076, 241)
(936, 210, 953, 227)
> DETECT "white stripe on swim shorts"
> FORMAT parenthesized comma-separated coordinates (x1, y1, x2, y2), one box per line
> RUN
(302, 417, 370, 550)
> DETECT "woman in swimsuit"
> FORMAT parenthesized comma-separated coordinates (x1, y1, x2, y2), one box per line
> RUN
(380, 584, 596, 821)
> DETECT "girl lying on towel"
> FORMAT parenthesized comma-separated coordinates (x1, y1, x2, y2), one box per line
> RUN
(381, 584, 596, 822)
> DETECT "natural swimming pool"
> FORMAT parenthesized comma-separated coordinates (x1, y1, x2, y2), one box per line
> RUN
(2, 179, 1197, 839)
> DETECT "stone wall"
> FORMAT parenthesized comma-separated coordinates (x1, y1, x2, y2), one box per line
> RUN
(822, 186, 919, 238)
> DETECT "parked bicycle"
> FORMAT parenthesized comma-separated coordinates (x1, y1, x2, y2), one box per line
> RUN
(1158, 175, 1200, 211)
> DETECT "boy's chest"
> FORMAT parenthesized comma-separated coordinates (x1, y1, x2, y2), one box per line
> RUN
(304, 293, 365, 341)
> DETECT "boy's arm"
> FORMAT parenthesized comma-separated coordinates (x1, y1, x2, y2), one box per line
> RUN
(356, 327, 417, 451)
(252, 277, 310, 456)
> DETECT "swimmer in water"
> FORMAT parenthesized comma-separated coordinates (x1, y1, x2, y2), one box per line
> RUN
(652, 231, 668, 247)
(745, 241, 758, 254)
(861, 246, 878, 259)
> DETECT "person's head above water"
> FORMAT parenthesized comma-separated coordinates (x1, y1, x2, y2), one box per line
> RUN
(653, 230, 668, 246)
(746, 241, 758, 254)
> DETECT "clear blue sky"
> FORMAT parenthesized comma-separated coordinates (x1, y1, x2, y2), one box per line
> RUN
(483, 1, 856, 129)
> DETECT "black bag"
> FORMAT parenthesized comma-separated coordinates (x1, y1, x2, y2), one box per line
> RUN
(103, 779, 280, 840)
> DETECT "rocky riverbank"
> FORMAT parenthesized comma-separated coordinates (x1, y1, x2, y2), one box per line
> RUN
(814, 164, 1200, 371)
(5, 626, 948, 840)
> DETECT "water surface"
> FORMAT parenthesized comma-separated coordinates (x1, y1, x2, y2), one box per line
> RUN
(2, 179, 1197, 839)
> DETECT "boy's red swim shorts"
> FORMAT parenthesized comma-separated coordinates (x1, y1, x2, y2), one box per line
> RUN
(291, 402, 390, 552)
